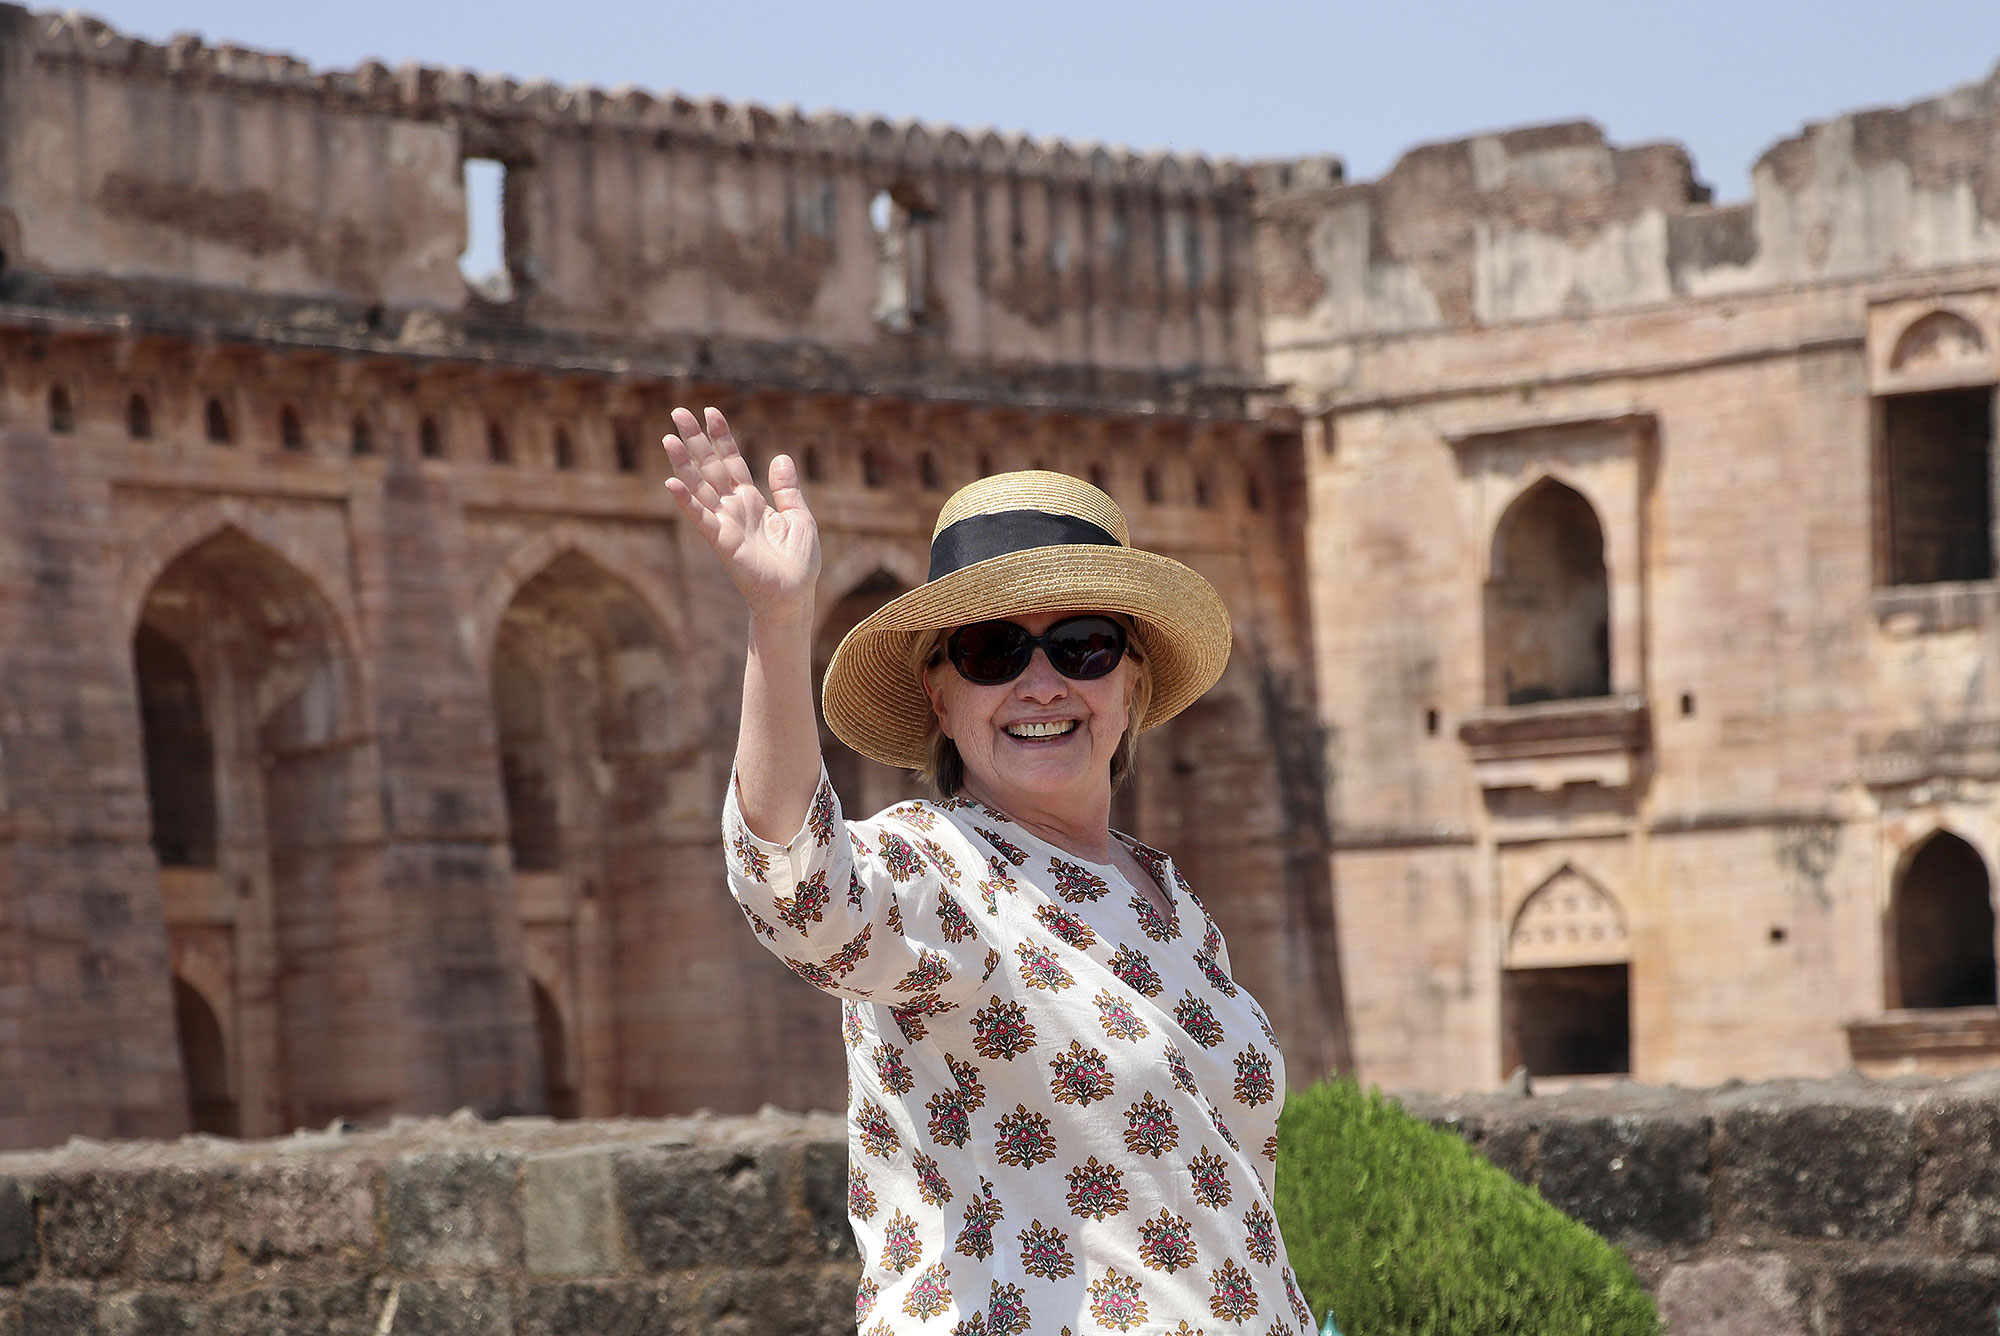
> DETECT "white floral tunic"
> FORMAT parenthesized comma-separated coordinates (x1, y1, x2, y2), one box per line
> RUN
(724, 768, 1315, 1336)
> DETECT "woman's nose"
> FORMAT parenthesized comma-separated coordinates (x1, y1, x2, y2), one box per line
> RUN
(1014, 648, 1069, 699)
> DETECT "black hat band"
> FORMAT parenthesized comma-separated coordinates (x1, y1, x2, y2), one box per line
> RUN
(927, 509, 1121, 581)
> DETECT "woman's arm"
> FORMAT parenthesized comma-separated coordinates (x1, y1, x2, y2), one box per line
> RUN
(660, 405, 822, 841)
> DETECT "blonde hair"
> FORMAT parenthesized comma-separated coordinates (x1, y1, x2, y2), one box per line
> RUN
(909, 620, 1152, 800)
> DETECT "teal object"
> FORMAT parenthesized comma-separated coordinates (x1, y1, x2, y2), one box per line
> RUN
(1320, 1311, 1344, 1336)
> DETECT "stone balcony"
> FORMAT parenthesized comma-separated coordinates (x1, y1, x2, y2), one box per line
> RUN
(1847, 1007, 2000, 1076)
(1457, 693, 1652, 794)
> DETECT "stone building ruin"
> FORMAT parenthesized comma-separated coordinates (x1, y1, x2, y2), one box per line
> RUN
(2, 5, 2000, 1148)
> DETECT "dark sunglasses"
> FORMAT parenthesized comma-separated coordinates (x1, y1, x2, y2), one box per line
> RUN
(945, 615, 1129, 686)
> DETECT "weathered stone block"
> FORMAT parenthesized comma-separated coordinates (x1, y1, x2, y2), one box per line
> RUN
(385, 1151, 522, 1273)
(384, 1279, 513, 1336)
(1654, 1255, 1810, 1336)
(228, 1161, 378, 1262)
(1915, 1092, 2000, 1252)
(1536, 1111, 1711, 1247)
(685, 1268, 842, 1336)
(0, 1179, 36, 1284)
(20, 1286, 96, 1336)
(522, 1148, 621, 1277)
(798, 1141, 858, 1262)
(614, 1145, 791, 1271)
(516, 1282, 682, 1336)
(90, 1289, 204, 1335)
(1718, 1099, 1914, 1240)
(1829, 1257, 2000, 1336)
(40, 1169, 226, 1281)
(1475, 1120, 1536, 1186)
(203, 1279, 382, 1336)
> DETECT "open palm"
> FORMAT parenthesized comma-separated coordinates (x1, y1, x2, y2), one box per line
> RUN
(661, 406, 821, 613)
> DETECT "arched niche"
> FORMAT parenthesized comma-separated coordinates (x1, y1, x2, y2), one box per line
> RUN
(1485, 478, 1611, 707)
(173, 976, 237, 1137)
(1892, 831, 1997, 1010)
(814, 568, 925, 818)
(1890, 309, 1987, 373)
(490, 549, 686, 1116)
(136, 525, 372, 1132)
(530, 978, 579, 1120)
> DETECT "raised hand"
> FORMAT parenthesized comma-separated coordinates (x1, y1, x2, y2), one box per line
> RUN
(661, 406, 821, 617)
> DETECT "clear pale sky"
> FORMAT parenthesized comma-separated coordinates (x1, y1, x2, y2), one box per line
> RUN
(74, 0, 2000, 277)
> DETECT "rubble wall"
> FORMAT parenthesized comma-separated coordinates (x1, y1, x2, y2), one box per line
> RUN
(5, 1076, 2000, 1335)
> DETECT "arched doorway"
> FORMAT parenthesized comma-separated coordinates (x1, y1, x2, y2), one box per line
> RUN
(1485, 480, 1611, 707)
(491, 550, 686, 1115)
(814, 570, 925, 817)
(134, 625, 216, 868)
(172, 977, 238, 1136)
(1893, 832, 1997, 1009)
(1500, 867, 1632, 1077)
(530, 979, 580, 1120)
(135, 527, 373, 1133)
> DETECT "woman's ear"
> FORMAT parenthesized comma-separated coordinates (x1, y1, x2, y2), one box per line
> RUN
(922, 660, 955, 740)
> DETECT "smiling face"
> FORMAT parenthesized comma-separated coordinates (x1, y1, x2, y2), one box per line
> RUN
(921, 608, 1139, 818)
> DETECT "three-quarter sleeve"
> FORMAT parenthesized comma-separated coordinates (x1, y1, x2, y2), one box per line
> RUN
(722, 766, 996, 1019)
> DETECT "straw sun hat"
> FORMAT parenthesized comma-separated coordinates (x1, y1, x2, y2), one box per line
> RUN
(821, 470, 1232, 770)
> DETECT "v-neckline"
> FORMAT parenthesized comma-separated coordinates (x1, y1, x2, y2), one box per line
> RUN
(960, 803, 1183, 941)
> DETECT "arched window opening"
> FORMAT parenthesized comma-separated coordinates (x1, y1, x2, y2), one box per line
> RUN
(919, 451, 941, 490)
(553, 427, 576, 471)
(173, 978, 238, 1137)
(816, 570, 924, 818)
(48, 384, 73, 434)
(1485, 480, 1610, 707)
(493, 650, 561, 871)
(204, 397, 232, 445)
(134, 624, 217, 868)
(1087, 462, 1108, 492)
(613, 422, 639, 474)
(1245, 470, 1264, 511)
(976, 452, 994, 478)
(1894, 832, 1998, 1009)
(126, 392, 152, 441)
(350, 415, 375, 456)
(1142, 466, 1162, 505)
(803, 444, 823, 483)
(419, 416, 443, 459)
(531, 980, 579, 1119)
(1193, 472, 1213, 508)
(279, 404, 305, 452)
(487, 420, 511, 465)
(861, 449, 885, 489)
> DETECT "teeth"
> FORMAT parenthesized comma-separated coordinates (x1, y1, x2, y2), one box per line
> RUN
(1006, 720, 1077, 739)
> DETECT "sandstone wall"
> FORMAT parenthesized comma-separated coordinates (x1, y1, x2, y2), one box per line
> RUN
(1264, 53, 2000, 1092)
(3, 1076, 1998, 1336)
(6, 8, 1261, 382)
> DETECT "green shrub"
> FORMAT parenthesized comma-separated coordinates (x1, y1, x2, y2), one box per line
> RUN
(1275, 1078, 1658, 1336)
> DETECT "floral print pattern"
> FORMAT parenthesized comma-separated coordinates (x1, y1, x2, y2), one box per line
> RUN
(722, 767, 1307, 1333)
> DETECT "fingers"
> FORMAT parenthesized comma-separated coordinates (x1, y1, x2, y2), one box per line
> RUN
(667, 406, 739, 506)
(705, 407, 756, 491)
(661, 475, 724, 543)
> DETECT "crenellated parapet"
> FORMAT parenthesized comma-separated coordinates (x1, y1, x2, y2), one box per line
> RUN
(1258, 60, 2000, 347)
(3, 7, 1264, 397)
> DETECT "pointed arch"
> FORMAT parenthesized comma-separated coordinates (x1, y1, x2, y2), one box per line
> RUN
(119, 498, 369, 708)
(1891, 829, 1997, 1009)
(1485, 476, 1611, 707)
(473, 523, 687, 671)
(1506, 863, 1629, 968)
(816, 538, 928, 636)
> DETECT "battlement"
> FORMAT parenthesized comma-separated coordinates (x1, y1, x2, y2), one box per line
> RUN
(1259, 60, 2000, 344)
(0, 7, 1264, 397)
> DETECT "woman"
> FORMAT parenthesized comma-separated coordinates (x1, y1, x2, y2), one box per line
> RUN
(663, 406, 1313, 1336)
